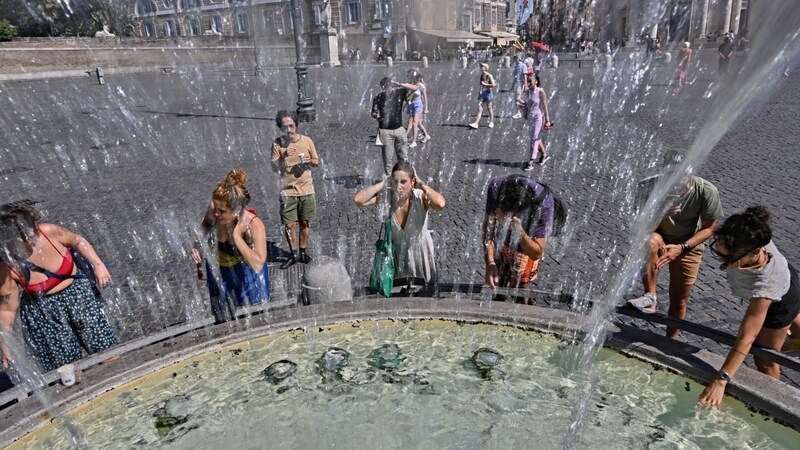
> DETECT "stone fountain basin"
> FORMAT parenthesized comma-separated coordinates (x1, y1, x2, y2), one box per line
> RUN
(0, 297, 798, 447)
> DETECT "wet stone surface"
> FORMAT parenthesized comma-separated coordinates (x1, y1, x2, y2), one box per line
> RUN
(0, 55, 798, 386)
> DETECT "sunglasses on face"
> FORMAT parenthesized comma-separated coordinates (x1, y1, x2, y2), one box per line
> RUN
(708, 237, 753, 267)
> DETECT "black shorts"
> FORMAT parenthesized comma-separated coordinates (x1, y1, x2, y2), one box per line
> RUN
(764, 264, 800, 329)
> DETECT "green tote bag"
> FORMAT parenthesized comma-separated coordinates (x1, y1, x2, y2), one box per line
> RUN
(369, 217, 395, 297)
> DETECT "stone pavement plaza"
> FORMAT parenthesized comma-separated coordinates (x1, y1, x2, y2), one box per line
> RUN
(0, 53, 798, 385)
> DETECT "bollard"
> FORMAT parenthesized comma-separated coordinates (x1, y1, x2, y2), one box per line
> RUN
(301, 256, 353, 305)
(604, 53, 613, 68)
(663, 52, 672, 64)
(461, 56, 468, 69)
(422, 56, 429, 68)
(386, 56, 393, 67)
(505, 55, 511, 68)
(96, 67, 105, 85)
(551, 54, 559, 68)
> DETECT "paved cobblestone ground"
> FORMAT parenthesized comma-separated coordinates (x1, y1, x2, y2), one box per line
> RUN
(1, 49, 798, 386)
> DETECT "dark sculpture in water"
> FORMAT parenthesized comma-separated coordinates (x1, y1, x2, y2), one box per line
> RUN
(153, 394, 196, 438)
(471, 348, 504, 380)
(263, 360, 298, 385)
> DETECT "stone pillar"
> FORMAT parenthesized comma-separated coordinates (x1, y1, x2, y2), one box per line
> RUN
(422, 56, 428, 68)
(699, 0, 710, 38)
(318, 27, 340, 67)
(731, 0, 742, 34)
(722, 0, 733, 35)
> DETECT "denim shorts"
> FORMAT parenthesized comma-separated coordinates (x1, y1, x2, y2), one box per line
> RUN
(478, 90, 494, 103)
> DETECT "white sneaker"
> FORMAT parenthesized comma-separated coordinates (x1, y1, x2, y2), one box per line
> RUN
(469, 122, 479, 129)
(488, 122, 494, 128)
(522, 161, 536, 172)
(627, 292, 657, 311)
(512, 112, 522, 119)
(422, 135, 431, 143)
(408, 141, 417, 148)
(539, 156, 551, 165)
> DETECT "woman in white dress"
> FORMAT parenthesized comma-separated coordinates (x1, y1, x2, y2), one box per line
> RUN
(354, 161, 445, 285)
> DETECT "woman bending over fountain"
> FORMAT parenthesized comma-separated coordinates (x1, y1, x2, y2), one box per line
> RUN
(482, 175, 566, 303)
(192, 169, 269, 323)
(520, 71, 552, 171)
(698, 206, 800, 407)
(354, 162, 445, 288)
(0, 204, 118, 372)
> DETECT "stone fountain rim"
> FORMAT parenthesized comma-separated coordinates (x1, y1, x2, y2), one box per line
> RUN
(1, 297, 798, 447)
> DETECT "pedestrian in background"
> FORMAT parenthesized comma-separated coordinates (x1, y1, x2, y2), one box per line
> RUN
(469, 63, 496, 129)
(511, 55, 527, 119)
(271, 110, 320, 269)
(718, 37, 735, 75)
(521, 70, 552, 170)
(673, 42, 692, 95)
(372, 77, 409, 177)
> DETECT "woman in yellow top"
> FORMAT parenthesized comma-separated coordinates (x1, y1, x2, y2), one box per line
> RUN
(192, 169, 269, 323)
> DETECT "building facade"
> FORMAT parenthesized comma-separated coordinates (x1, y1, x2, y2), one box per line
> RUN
(127, 0, 522, 65)
(521, 0, 758, 45)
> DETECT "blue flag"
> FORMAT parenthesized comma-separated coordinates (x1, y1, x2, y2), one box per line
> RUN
(518, 0, 536, 26)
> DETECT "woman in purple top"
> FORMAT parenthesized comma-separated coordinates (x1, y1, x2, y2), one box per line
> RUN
(482, 175, 566, 302)
(521, 71, 552, 171)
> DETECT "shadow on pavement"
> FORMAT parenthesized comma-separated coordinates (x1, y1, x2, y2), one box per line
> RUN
(463, 158, 522, 169)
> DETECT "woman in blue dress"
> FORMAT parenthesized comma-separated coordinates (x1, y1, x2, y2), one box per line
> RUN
(192, 169, 269, 323)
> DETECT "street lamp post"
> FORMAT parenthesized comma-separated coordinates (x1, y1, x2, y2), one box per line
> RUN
(290, 0, 316, 122)
(252, 0, 262, 76)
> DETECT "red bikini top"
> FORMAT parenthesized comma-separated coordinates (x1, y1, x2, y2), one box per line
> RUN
(11, 229, 75, 295)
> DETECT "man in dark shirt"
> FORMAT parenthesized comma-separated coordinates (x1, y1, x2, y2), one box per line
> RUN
(371, 77, 409, 177)
(718, 37, 735, 74)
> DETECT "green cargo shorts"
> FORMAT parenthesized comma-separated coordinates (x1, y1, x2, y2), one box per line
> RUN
(279, 194, 317, 224)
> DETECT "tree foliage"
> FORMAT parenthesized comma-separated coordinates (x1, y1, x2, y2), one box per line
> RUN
(0, 0, 135, 37)
(0, 19, 19, 41)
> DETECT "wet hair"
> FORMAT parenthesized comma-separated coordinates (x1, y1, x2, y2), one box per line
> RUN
(407, 69, 421, 82)
(495, 177, 566, 236)
(391, 161, 414, 180)
(526, 73, 542, 88)
(275, 110, 298, 129)
(0, 204, 40, 264)
(715, 206, 772, 255)
(380, 76, 392, 89)
(212, 168, 251, 213)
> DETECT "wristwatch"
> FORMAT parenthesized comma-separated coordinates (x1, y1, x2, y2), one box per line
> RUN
(717, 369, 731, 381)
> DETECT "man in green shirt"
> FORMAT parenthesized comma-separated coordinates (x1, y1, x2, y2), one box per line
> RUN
(628, 148, 724, 339)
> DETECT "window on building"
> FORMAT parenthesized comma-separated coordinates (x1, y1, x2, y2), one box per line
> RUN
(236, 13, 249, 33)
(492, 10, 497, 27)
(263, 11, 275, 34)
(163, 20, 177, 36)
(313, 5, 322, 26)
(283, 6, 303, 30)
(462, 13, 471, 32)
(474, 8, 480, 27)
(180, 0, 201, 9)
(483, 6, 489, 28)
(346, 1, 362, 24)
(143, 21, 156, 37)
(137, 0, 157, 14)
(186, 17, 200, 36)
(211, 16, 224, 33)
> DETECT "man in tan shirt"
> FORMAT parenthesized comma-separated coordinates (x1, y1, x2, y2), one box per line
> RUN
(271, 110, 320, 269)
